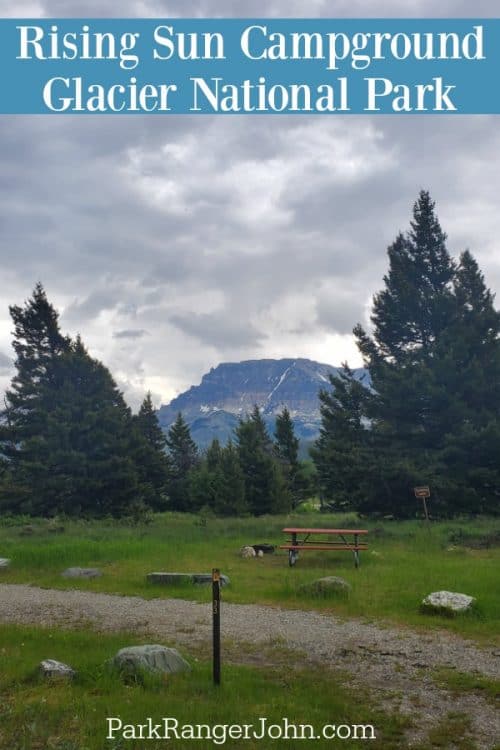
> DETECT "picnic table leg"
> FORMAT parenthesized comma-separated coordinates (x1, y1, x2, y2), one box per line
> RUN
(289, 531, 298, 567)
(354, 534, 360, 568)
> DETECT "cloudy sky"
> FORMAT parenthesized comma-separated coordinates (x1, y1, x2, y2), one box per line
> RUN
(1, 0, 499, 409)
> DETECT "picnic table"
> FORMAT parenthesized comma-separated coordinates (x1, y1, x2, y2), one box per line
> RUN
(279, 527, 368, 568)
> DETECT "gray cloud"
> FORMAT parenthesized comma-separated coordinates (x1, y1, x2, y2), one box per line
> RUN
(113, 329, 150, 339)
(33, 0, 500, 16)
(0, 1, 498, 410)
(170, 311, 264, 350)
(0, 352, 12, 373)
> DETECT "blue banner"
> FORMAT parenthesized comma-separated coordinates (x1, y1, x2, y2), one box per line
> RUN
(0, 18, 496, 114)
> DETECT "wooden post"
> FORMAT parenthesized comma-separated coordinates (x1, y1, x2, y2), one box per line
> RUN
(414, 487, 431, 529)
(422, 496, 430, 522)
(212, 568, 221, 685)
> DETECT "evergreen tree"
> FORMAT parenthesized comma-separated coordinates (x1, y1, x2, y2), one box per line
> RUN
(316, 191, 500, 517)
(165, 413, 199, 511)
(45, 337, 146, 517)
(250, 404, 273, 452)
(429, 250, 500, 513)
(205, 438, 223, 472)
(217, 440, 247, 516)
(274, 407, 302, 508)
(1, 286, 151, 517)
(311, 364, 373, 511)
(1, 284, 69, 470)
(275, 407, 299, 467)
(188, 439, 247, 516)
(133, 392, 170, 511)
(236, 412, 290, 515)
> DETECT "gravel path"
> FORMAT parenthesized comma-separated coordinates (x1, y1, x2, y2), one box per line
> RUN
(0, 584, 498, 748)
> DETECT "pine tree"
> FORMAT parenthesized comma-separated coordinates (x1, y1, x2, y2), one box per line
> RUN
(41, 337, 148, 516)
(275, 407, 302, 507)
(311, 364, 373, 510)
(429, 250, 500, 512)
(2, 284, 69, 471)
(165, 413, 199, 511)
(322, 191, 500, 517)
(133, 392, 170, 511)
(188, 439, 247, 516)
(1, 287, 150, 517)
(250, 405, 273, 452)
(236, 412, 290, 515)
(217, 440, 247, 516)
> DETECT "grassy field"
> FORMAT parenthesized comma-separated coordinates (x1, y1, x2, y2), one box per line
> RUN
(0, 512, 498, 643)
(0, 623, 412, 750)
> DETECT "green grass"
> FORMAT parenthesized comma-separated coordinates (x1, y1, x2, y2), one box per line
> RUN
(0, 513, 498, 642)
(431, 667, 500, 705)
(0, 623, 409, 750)
(412, 713, 477, 750)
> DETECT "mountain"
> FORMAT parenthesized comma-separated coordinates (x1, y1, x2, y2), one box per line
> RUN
(157, 358, 368, 450)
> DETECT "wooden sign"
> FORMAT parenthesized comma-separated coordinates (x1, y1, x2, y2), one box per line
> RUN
(414, 486, 430, 499)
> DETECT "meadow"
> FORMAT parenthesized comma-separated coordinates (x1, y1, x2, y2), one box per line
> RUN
(0, 623, 412, 750)
(0, 512, 499, 749)
(0, 511, 498, 642)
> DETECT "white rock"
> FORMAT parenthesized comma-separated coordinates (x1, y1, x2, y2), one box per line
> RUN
(0, 558, 11, 568)
(40, 659, 76, 679)
(257, 550, 264, 558)
(422, 591, 475, 614)
(240, 546, 256, 558)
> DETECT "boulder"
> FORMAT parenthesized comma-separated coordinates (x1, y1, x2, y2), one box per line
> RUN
(147, 572, 192, 585)
(0, 558, 11, 569)
(112, 645, 190, 675)
(40, 659, 76, 680)
(421, 591, 476, 616)
(299, 576, 351, 597)
(192, 573, 230, 587)
(240, 546, 256, 558)
(61, 567, 102, 579)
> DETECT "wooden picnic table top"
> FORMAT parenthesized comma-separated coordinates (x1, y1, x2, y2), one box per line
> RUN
(282, 527, 368, 535)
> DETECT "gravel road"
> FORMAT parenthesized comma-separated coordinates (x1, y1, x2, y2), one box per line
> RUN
(0, 584, 498, 748)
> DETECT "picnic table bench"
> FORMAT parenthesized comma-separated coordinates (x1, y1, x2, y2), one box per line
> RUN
(280, 527, 369, 568)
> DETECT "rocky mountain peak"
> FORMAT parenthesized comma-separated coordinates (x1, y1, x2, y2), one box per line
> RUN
(157, 358, 367, 448)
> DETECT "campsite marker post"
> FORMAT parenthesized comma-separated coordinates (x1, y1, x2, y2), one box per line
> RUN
(212, 568, 221, 685)
(414, 486, 431, 523)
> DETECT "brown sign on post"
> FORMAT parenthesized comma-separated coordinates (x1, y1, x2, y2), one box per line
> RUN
(414, 486, 430, 499)
(414, 486, 430, 522)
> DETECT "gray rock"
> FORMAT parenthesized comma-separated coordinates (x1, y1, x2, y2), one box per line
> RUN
(61, 567, 102, 579)
(299, 576, 351, 597)
(0, 558, 11, 569)
(147, 572, 192, 585)
(113, 645, 190, 675)
(240, 545, 256, 558)
(192, 573, 230, 587)
(40, 659, 76, 680)
(421, 591, 476, 616)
